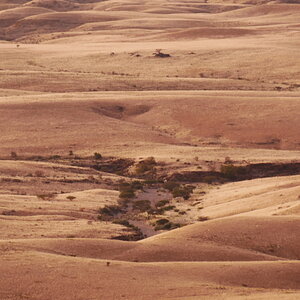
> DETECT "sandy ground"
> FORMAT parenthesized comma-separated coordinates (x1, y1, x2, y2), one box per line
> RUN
(0, 0, 299, 299)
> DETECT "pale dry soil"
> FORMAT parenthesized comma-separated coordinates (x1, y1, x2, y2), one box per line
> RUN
(0, 0, 300, 299)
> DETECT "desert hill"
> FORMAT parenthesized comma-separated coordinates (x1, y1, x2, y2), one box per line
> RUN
(0, 0, 299, 299)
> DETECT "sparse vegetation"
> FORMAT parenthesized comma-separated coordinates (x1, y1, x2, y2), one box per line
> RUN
(135, 157, 157, 176)
(155, 199, 170, 208)
(154, 218, 181, 231)
(118, 181, 143, 199)
(198, 216, 209, 222)
(37, 193, 55, 201)
(98, 205, 123, 218)
(171, 185, 194, 200)
(220, 164, 246, 181)
(94, 152, 102, 160)
(132, 200, 152, 212)
(153, 49, 171, 58)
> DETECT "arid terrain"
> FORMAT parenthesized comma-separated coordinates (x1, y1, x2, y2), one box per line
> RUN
(0, 0, 299, 299)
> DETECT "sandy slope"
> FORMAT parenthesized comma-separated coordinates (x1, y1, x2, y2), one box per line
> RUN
(0, 91, 299, 158)
(0, 0, 299, 299)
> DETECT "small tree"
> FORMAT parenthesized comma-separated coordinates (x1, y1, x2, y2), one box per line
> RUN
(94, 152, 102, 160)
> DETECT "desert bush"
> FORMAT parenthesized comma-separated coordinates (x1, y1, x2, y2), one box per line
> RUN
(37, 193, 55, 201)
(132, 200, 152, 212)
(49, 155, 61, 160)
(119, 183, 135, 199)
(112, 219, 132, 227)
(163, 181, 180, 191)
(155, 199, 170, 208)
(171, 185, 194, 200)
(131, 180, 144, 190)
(135, 157, 157, 175)
(159, 205, 175, 212)
(198, 216, 209, 222)
(94, 152, 102, 160)
(153, 49, 171, 58)
(119, 182, 134, 194)
(202, 175, 219, 184)
(220, 164, 246, 180)
(154, 218, 181, 231)
(99, 205, 123, 217)
(118, 181, 144, 199)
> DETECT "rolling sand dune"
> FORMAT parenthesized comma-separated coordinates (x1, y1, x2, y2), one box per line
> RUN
(0, 0, 299, 299)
